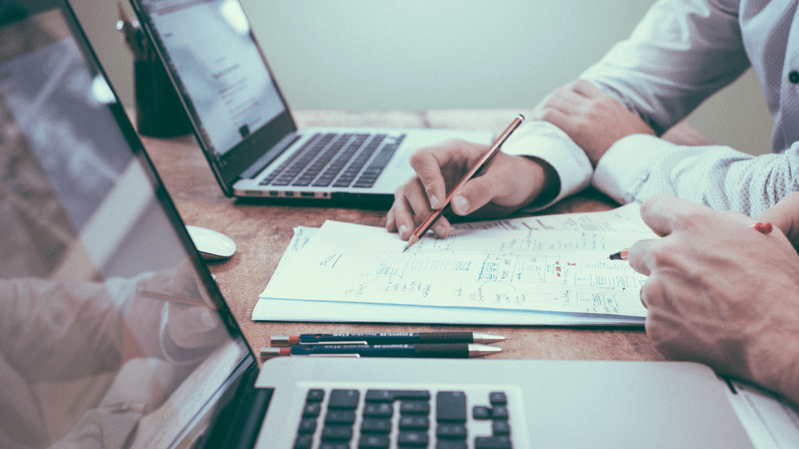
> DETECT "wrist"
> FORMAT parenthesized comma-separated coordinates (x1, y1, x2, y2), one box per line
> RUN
(747, 323, 799, 406)
(523, 156, 559, 208)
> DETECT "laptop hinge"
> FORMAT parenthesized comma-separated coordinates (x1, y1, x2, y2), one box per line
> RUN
(196, 363, 273, 449)
(240, 132, 301, 179)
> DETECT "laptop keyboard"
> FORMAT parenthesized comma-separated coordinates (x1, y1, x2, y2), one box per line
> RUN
(293, 388, 513, 449)
(259, 132, 406, 189)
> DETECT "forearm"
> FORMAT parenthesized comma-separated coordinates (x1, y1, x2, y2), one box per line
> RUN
(580, 0, 749, 134)
(0, 278, 124, 381)
(594, 136, 799, 216)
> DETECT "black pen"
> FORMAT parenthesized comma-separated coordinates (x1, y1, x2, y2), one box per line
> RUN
(270, 331, 505, 346)
(260, 343, 501, 359)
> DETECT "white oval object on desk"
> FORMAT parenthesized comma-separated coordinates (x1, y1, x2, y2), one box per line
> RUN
(186, 225, 236, 260)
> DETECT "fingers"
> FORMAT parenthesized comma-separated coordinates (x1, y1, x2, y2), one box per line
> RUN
(570, 79, 604, 98)
(638, 194, 712, 237)
(409, 149, 450, 210)
(755, 191, 799, 244)
(387, 179, 452, 240)
(626, 238, 659, 276)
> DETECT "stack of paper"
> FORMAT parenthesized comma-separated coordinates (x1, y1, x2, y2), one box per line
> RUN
(252, 203, 658, 326)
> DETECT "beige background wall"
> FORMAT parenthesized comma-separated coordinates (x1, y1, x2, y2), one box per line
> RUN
(71, 0, 773, 155)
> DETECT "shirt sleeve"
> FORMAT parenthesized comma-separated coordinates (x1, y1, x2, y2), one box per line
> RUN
(500, 120, 593, 211)
(594, 134, 799, 216)
(580, 0, 750, 135)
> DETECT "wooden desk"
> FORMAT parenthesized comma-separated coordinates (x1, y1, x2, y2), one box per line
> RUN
(140, 110, 664, 364)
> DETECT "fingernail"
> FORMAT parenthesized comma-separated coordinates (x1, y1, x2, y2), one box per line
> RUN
(429, 195, 438, 209)
(399, 225, 407, 236)
(434, 223, 447, 236)
(452, 196, 469, 214)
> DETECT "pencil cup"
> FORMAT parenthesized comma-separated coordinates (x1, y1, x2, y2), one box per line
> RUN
(134, 59, 191, 138)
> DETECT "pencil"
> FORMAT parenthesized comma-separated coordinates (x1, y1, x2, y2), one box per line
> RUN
(403, 114, 525, 251)
(608, 248, 629, 261)
(137, 289, 213, 308)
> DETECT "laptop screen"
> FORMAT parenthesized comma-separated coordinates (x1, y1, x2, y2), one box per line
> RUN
(138, 0, 285, 157)
(134, 0, 297, 192)
(0, 1, 252, 447)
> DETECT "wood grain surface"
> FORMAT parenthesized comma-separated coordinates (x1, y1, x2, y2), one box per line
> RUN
(140, 110, 664, 365)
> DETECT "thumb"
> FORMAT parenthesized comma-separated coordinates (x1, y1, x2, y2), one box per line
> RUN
(448, 174, 501, 216)
(755, 192, 799, 246)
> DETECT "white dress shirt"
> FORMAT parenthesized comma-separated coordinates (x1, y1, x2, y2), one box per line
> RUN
(503, 0, 799, 216)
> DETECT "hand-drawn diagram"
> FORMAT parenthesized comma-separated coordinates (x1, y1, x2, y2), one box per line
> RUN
(263, 205, 656, 318)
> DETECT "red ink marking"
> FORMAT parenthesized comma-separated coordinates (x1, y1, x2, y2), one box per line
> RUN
(752, 222, 773, 234)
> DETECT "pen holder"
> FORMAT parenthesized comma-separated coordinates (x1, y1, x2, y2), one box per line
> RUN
(134, 59, 192, 138)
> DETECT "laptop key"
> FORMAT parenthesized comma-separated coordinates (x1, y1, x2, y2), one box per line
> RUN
(399, 416, 429, 430)
(400, 400, 430, 415)
(365, 389, 430, 402)
(328, 389, 360, 409)
(361, 418, 392, 434)
(325, 410, 356, 425)
(473, 406, 491, 420)
(322, 425, 354, 441)
(474, 436, 512, 449)
(363, 402, 393, 418)
(489, 392, 507, 405)
(320, 443, 350, 449)
(297, 418, 317, 434)
(491, 405, 509, 420)
(307, 389, 325, 402)
(492, 420, 511, 436)
(437, 423, 467, 439)
(437, 441, 467, 449)
(294, 434, 313, 449)
(436, 391, 467, 422)
(397, 430, 429, 447)
(359, 434, 390, 449)
(302, 402, 321, 418)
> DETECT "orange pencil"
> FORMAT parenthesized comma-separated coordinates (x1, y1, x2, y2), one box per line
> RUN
(608, 248, 629, 261)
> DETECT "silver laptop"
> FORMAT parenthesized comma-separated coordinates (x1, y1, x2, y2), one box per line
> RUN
(128, 0, 493, 203)
(0, 2, 757, 448)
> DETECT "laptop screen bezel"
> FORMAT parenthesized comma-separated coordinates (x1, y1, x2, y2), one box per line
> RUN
(129, 0, 298, 196)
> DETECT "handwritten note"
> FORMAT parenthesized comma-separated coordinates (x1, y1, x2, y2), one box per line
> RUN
(260, 204, 656, 318)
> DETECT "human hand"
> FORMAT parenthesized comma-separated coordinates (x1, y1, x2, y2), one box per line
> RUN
(627, 194, 799, 406)
(530, 79, 655, 166)
(130, 260, 226, 357)
(753, 191, 799, 249)
(386, 139, 555, 240)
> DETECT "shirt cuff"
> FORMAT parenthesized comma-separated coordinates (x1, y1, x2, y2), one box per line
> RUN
(501, 121, 593, 211)
(592, 134, 678, 204)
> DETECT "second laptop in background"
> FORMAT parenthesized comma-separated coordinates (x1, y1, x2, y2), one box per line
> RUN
(129, 0, 493, 203)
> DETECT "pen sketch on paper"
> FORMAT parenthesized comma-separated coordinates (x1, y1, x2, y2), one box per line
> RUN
(261, 204, 657, 318)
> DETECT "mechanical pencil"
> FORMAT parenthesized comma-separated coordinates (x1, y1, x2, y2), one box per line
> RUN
(260, 343, 501, 359)
(270, 331, 505, 346)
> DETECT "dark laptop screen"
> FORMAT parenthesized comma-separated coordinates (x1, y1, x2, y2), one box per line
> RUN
(0, 1, 251, 447)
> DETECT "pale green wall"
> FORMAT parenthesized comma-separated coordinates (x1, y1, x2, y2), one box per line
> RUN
(71, 0, 773, 155)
